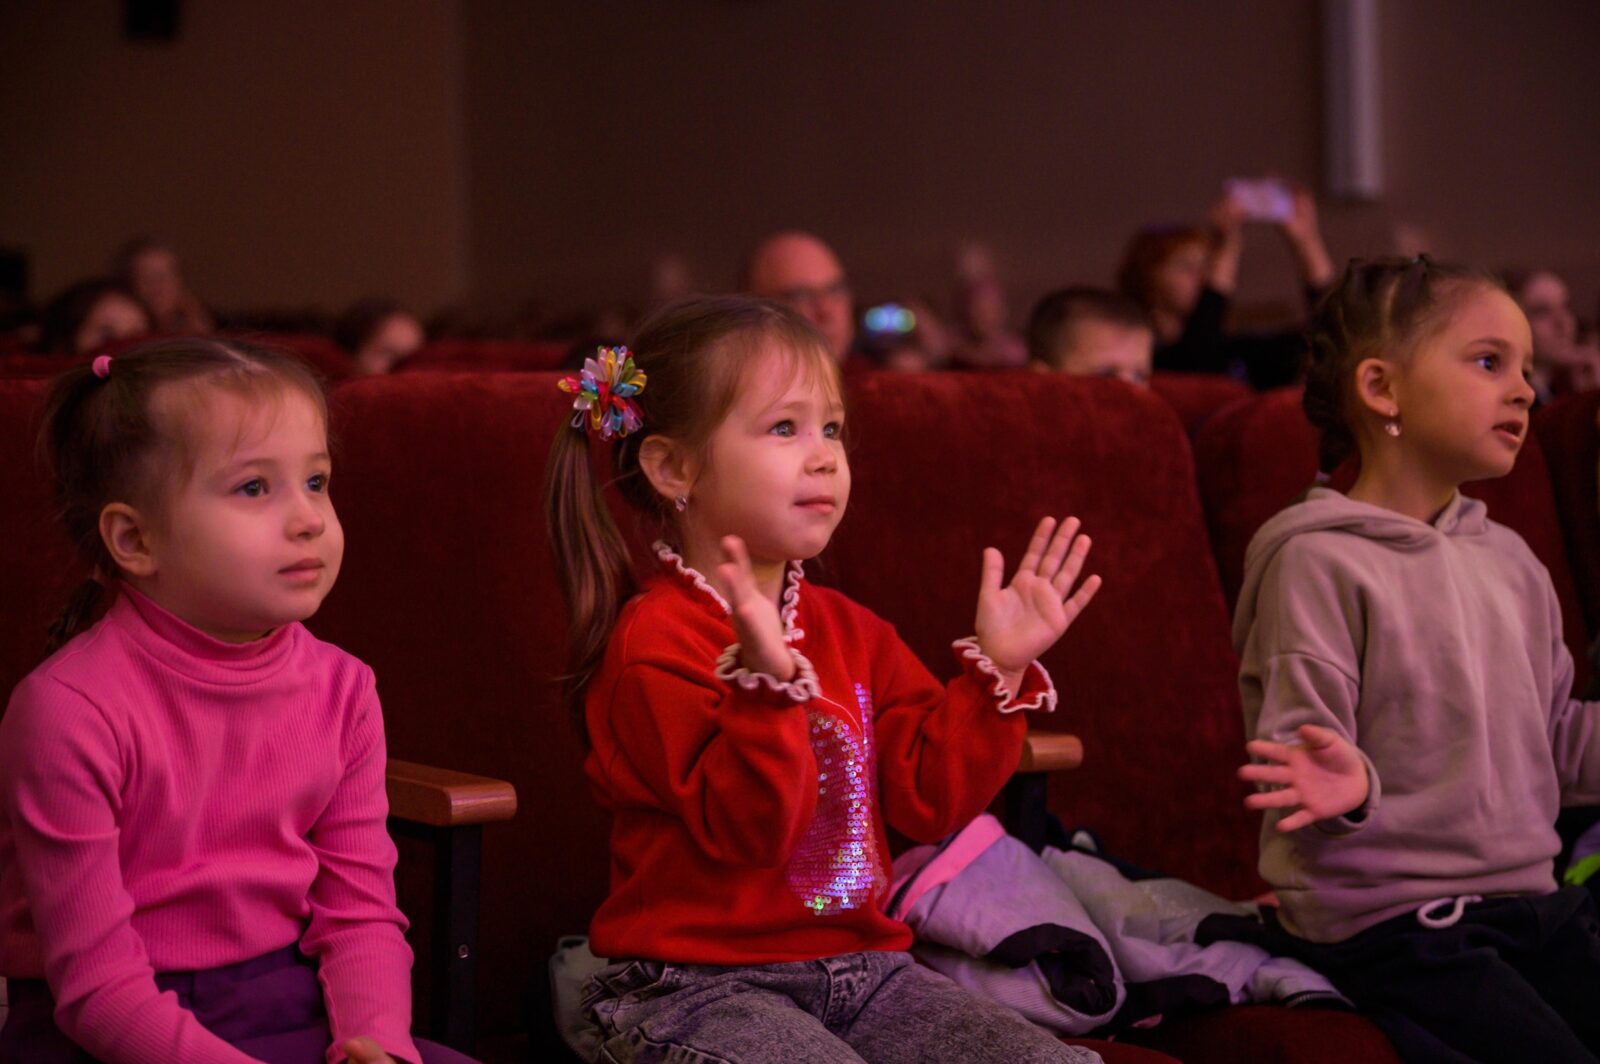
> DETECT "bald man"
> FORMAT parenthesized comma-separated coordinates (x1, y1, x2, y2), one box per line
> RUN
(744, 231, 855, 362)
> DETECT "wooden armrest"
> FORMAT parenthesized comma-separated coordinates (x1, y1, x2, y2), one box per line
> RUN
(386, 760, 517, 828)
(1017, 731, 1083, 774)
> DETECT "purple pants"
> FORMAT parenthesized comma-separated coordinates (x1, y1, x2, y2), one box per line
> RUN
(0, 945, 478, 1064)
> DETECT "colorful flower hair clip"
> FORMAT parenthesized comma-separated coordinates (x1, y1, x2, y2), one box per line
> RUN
(558, 345, 647, 440)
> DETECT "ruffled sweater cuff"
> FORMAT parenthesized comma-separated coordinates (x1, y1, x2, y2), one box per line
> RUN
(714, 644, 821, 704)
(951, 638, 1058, 714)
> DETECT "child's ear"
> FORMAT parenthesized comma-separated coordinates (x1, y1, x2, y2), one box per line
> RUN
(99, 503, 157, 579)
(1352, 357, 1401, 420)
(638, 435, 696, 507)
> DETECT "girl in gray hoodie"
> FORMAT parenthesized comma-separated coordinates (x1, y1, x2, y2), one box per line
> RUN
(1235, 256, 1600, 1063)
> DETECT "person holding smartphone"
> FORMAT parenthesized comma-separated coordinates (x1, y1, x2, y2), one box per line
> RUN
(1115, 177, 1336, 389)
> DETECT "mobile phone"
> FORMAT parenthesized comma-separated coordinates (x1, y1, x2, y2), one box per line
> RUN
(1224, 178, 1294, 223)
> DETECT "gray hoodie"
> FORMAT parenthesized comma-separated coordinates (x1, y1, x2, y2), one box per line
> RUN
(1234, 487, 1600, 943)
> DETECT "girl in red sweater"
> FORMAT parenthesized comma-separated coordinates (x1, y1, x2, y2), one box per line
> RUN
(546, 296, 1104, 1063)
(0, 339, 473, 1064)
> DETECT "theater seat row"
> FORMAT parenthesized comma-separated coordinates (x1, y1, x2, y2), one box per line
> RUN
(8, 368, 1599, 1060)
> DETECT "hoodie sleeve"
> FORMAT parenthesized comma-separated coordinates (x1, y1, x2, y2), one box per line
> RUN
(1240, 541, 1381, 833)
(1544, 581, 1600, 804)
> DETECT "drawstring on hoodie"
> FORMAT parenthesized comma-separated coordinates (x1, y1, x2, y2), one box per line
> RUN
(1416, 895, 1482, 929)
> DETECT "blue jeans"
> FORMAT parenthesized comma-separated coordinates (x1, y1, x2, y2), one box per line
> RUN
(581, 950, 1100, 1063)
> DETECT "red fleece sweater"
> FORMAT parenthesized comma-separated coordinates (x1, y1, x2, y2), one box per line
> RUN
(584, 547, 1056, 965)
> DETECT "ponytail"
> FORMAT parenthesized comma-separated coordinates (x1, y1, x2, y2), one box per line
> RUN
(544, 425, 637, 734)
(46, 576, 106, 653)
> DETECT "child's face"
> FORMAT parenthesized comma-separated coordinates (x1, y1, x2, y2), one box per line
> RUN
(139, 386, 343, 642)
(75, 292, 148, 354)
(1053, 320, 1154, 387)
(687, 346, 850, 568)
(356, 313, 424, 374)
(1389, 287, 1536, 485)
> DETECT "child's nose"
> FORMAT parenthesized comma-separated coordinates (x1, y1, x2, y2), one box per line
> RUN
(288, 495, 326, 537)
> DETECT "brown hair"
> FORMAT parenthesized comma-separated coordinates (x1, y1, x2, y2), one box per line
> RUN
(38, 335, 328, 650)
(544, 295, 837, 734)
(1303, 255, 1504, 473)
(1115, 225, 1210, 309)
(1026, 286, 1154, 367)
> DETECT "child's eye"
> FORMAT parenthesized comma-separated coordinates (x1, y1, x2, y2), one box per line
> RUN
(307, 473, 330, 493)
(769, 420, 795, 437)
(1476, 354, 1499, 372)
(236, 478, 266, 498)
(823, 421, 843, 439)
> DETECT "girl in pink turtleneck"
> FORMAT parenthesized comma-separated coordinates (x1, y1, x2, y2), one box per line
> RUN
(0, 339, 473, 1064)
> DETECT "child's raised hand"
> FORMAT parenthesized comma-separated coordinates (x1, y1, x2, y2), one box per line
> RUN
(716, 535, 796, 681)
(974, 516, 1102, 693)
(1239, 724, 1369, 832)
(340, 1037, 397, 1064)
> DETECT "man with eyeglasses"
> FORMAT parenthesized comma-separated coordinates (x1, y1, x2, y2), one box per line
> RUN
(744, 230, 857, 363)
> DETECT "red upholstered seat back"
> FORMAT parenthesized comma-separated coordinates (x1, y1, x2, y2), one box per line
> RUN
(830, 371, 1260, 898)
(0, 379, 86, 690)
(1533, 392, 1600, 649)
(310, 372, 597, 1039)
(1195, 388, 1589, 685)
(399, 339, 569, 374)
(1148, 372, 1251, 436)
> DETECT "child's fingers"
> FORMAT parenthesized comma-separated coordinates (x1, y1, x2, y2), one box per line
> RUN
(1038, 517, 1080, 578)
(979, 547, 1004, 598)
(340, 1038, 395, 1064)
(1050, 534, 1093, 598)
(718, 536, 757, 604)
(1238, 762, 1294, 785)
(1015, 517, 1055, 580)
(1296, 723, 1343, 749)
(1061, 573, 1102, 621)
(1244, 787, 1302, 810)
(1244, 738, 1293, 764)
(1275, 809, 1316, 833)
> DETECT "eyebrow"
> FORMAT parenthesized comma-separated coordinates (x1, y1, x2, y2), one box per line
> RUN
(216, 452, 331, 475)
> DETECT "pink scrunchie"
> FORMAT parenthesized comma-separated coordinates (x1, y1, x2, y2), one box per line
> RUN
(91, 354, 112, 379)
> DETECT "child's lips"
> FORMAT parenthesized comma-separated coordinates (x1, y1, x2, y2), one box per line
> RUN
(1493, 421, 1526, 446)
(796, 497, 837, 515)
(279, 559, 326, 581)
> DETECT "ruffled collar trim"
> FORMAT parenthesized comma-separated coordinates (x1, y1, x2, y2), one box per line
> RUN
(652, 540, 806, 642)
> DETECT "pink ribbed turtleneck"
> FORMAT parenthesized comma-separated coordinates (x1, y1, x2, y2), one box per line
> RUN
(0, 587, 418, 1063)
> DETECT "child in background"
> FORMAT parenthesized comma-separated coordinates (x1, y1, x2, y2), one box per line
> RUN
(1235, 257, 1600, 1062)
(333, 298, 426, 375)
(546, 296, 1104, 1063)
(1025, 287, 1155, 387)
(36, 278, 151, 356)
(0, 339, 473, 1064)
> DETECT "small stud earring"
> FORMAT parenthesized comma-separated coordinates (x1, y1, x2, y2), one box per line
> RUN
(674, 494, 688, 512)
(1384, 419, 1402, 438)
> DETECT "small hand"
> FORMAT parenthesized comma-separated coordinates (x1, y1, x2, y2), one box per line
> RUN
(341, 1037, 398, 1064)
(1274, 180, 1335, 287)
(1238, 724, 1369, 832)
(974, 516, 1102, 691)
(716, 535, 795, 681)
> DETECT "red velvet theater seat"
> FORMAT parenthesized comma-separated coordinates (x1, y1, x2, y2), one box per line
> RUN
(0, 378, 85, 693)
(399, 338, 570, 374)
(242, 332, 356, 381)
(1149, 372, 1251, 436)
(310, 372, 599, 1051)
(1194, 388, 1589, 687)
(1533, 390, 1600, 644)
(830, 371, 1260, 899)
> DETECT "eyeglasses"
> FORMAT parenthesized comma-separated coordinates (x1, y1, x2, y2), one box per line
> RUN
(776, 280, 852, 309)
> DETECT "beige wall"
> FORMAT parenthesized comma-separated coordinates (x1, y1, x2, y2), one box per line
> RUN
(0, 1, 470, 315)
(3, 2, 1597, 323)
(462, 0, 1600, 321)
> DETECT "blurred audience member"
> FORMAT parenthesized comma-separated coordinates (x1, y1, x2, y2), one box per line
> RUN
(1026, 287, 1154, 387)
(37, 277, 151, 355)
(947, 241, 1026, 369)
(648, 252, 695, 311)
(113, 237, 214, 334)
(744, 230, 856, 362)
(1508, 269, 1600, 402)
(1118, 178, 1334, 389)
(333, 298, 425, 375)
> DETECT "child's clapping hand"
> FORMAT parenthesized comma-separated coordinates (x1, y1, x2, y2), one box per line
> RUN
(1239, 724, 1370, 831)
(974, 516, 1102, 695)
(717, 535, 798, 682)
